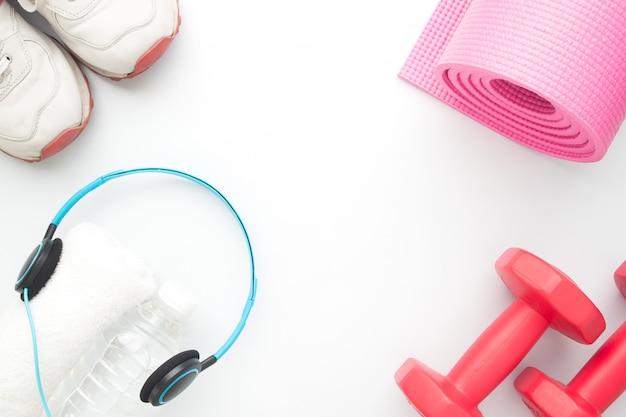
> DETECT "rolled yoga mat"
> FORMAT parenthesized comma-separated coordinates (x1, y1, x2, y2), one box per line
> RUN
(400, 0, 626, 162)
(0, 223, 157, 417)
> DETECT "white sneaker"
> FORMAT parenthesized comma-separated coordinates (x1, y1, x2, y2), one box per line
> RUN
(0, 0, 92, 162)
(16, 0, 181, 79)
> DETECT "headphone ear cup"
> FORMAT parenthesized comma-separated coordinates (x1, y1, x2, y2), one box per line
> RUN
(15, 238, 62, 300)
(140, 350, 201, 406)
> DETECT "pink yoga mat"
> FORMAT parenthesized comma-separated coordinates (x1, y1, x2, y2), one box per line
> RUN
(400, 0, 626, 162)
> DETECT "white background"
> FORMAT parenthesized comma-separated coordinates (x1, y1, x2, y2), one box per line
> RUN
(3, 1, 626, 416)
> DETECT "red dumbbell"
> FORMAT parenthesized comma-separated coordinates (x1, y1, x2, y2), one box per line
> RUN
(395, 248, 605, 417)
(614, 260, 626, 298)
(514, 261, 626, 417)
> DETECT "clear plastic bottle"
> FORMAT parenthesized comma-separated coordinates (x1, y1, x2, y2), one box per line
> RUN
(43, 280, 197, 417)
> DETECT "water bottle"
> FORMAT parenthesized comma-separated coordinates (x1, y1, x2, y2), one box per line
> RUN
(43, 280, 197, 417)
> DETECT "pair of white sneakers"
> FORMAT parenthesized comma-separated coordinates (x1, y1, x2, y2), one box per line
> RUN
(0, 0, 180, 161)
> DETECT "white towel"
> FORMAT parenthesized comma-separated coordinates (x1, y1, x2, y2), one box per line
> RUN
(0, 223, 157, 417)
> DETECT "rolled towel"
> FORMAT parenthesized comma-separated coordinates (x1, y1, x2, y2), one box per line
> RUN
(0, 223, 157, 417)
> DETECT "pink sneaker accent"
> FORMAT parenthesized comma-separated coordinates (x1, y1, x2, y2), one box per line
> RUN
(39, 96, 94, 161)
(111, 9, 181, 80)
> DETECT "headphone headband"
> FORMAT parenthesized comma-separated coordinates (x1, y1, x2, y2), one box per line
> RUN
(45, 167, 257, 366)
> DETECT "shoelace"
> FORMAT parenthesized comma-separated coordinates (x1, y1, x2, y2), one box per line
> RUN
(0, 55, 11, 79)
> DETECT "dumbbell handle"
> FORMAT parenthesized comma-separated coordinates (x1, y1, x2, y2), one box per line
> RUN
(448, 298, 548, 403)
(566, 322, 626, 412)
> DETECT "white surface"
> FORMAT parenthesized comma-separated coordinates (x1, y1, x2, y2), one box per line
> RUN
(3, 1, 626, 416)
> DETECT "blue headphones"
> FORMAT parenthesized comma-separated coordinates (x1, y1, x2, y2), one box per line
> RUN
(15, 168, 257, 411)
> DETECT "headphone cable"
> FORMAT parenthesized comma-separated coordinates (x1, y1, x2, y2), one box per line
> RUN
(24, 287, 53, 417)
